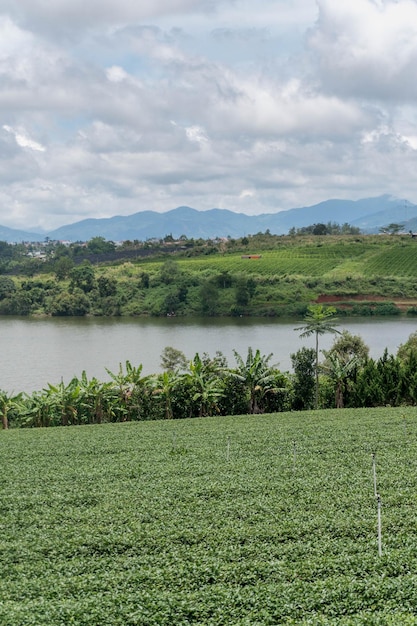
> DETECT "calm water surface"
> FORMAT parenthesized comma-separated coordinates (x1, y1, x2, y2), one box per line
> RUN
(1, 316, 417, 393)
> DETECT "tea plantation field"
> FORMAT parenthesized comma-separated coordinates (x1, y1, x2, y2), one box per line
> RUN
(2, 408, 417, 625)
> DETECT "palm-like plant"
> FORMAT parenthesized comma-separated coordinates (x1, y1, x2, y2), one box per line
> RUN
(321, 352, 359, 408)
(149, 371, 180, 419)
(0, 391, 22, 429)
(231, 347, 276, 414)
(77, 370, 115, 424)
(44, 377, 81, 426)
(296, 304, 339, 409)
(186, 353, 225, 417)
(19, 391, 54, 428)
(105, 360, 146, 421)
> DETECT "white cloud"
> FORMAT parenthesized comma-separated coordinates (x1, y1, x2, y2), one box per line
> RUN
(185, 125, 209, 143)
(309, 0, 417, 101)
(0, 0, 416, 230)
(3, 125, 46, 151)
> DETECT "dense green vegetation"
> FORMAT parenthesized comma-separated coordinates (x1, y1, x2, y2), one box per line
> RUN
(2, 407, 417, 624)
(3, 324, 417, 428)
(2, 233, 417, 317)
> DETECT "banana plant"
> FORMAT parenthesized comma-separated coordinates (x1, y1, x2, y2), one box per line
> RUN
(43, 377, 81, 426)
(105, 361, 146, 421)
(231, 347, 276, 414)
(77, 370, 115, 424)
(186, 353, 225, 417)
(149, 371, 180, 419)
(0, 390, 23, 429)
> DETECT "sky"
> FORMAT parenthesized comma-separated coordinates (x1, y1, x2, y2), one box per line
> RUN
(1, 0, 417, 231)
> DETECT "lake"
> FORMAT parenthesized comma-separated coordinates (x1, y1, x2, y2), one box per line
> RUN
(1, 316, 417, 393)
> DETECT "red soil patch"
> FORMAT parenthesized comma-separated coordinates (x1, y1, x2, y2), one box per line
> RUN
(316, 294, 417, 311)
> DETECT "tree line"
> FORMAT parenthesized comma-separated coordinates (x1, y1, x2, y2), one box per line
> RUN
(2, 306, 417, 429)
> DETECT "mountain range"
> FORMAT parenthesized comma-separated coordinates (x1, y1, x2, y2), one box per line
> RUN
(1, 195, 416, 243)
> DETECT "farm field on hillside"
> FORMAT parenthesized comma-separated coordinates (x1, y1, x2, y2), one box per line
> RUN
(2, 408, 417, 624)
(5, 235, 417, 318)
(131, 238, 417, 279)
(175, 244, 370, 277)
(362, 245, 417, 277)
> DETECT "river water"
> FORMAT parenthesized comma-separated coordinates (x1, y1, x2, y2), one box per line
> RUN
(1, 316, 416, 393)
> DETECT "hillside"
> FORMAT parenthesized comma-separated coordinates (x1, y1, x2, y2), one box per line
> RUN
(1, 195, 416, 242)
(3, 233, 417, 317)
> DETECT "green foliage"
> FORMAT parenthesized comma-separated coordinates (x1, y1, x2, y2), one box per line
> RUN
(290, 347, 315, 410)
(290, 221, 361, 235)
(0, 276, 16, 299)
(231, 347, 277, 414)
(296, 304, 340, 409)
(4, 235, 417, 318)
(0, 291, 32, 315)
(69, 261, 96, 293)
(4, 408, 417, 623)
(0, 390, 22, 429)
(324, 330, 370, 364)
(199, 279, 219, 315)
(47, 290, 90, 316)
(97, 275, 117, 298)
(160, 346, 188, 372)
(86, 236, 116, 254)
(186, 353, 226, 417)
(54, 255, 74, 280)
(140, 271, 150, 288)
(379, 223, 405, 235)
(234, 275, 250, 306)
(397, 331, 417, 362)
(159, 258, 180, 285)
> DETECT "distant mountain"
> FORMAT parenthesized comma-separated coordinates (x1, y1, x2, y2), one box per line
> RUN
(46, 207, 258, 242)
(1, 195, 416, 243)
(0, 225, 44, 243)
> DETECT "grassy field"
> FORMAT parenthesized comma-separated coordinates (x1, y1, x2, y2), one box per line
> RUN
(2, 408, 417, 624)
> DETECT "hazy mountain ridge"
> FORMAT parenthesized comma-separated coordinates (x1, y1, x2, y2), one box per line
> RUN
(2, 195, 416, 243)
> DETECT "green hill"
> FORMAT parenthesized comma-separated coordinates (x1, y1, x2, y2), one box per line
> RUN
(4, 233, 417, 317)
(2, 408, 417, 624)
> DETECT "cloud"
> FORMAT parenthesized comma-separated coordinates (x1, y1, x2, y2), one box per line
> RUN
(0, 0, 417, 231)
(2, 125, 46, 151)
(0, 0, 228, 37)
(308, 0, 417, 102)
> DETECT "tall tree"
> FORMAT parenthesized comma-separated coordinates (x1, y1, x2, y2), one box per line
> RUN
(160, 346, 187, 372)
(291, 347, 315, 410)
(296, 304, 339, 409)
(323, 330, 369, 364)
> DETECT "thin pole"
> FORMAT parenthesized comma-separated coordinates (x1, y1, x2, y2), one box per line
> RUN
(372, 453, 377, 498)
(377, 493, 382, 556)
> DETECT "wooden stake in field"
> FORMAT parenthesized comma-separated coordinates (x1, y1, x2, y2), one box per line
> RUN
(293, 441, 297, 469)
